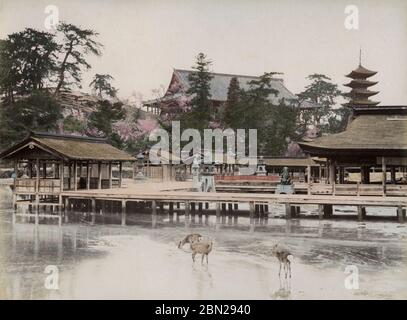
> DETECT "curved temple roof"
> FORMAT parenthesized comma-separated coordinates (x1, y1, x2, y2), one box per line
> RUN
(299, 108, 407, 156)
(173, 69, 298, 105)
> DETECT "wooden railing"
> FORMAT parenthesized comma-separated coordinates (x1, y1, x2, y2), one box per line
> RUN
(15, 178, 61, 194)
(309, 183, 333, 195)
(386, 184, 407, 197)
(309, 183, 407, 197)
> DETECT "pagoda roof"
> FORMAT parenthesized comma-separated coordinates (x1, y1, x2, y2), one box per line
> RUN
(345, 89, 379, 98)
(343, 99, 380, 107)
(346, 65, 377, 79)
(344, 79, 378, 88)
(298, 108, 407, 156)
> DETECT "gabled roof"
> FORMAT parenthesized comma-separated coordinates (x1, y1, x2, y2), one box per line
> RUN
(173, 69, 298, 104)
(0, 132, 135, 161)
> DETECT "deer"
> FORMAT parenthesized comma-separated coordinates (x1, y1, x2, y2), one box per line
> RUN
(178, 233, 202, 249)
(190, 240, 213, 264)
(271, 243, 292, 278)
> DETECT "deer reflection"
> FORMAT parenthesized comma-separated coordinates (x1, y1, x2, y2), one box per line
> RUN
(271, 277, 291, 299)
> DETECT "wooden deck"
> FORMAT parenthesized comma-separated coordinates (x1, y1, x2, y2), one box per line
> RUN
(61, 181, 407, 207)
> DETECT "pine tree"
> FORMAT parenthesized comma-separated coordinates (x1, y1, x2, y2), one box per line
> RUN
(222, 77, 241, 128)
(297, 74, 345, 134)
(54, 22, 102, 94)
(181, 53, 213, 132)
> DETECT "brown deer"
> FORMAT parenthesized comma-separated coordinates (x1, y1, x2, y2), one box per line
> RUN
(178, 233, 202, 249)
(271, 243, 292, 278)
(191, 240, 213, 264)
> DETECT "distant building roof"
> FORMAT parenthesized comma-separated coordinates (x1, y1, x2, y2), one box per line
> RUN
(173, 69, 297, 104)
(263, 157, 319, 167)
(0, 132, 135, 161)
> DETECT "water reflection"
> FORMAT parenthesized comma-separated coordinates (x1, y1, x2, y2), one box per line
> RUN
(271, 278, 291, 299)
(1, 187, 407, 299)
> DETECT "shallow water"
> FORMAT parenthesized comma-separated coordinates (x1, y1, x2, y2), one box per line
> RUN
(0, 186, 406, 300)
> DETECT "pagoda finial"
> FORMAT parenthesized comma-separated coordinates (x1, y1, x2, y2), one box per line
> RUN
(359, 47, 362, 66)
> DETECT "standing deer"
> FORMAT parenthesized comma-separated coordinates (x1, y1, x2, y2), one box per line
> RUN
(271, 243, 292, 278)
(178, 233, 202, 248)
(191, 240, 213, 264)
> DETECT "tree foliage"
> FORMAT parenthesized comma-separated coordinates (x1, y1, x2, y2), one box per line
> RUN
(297, 74, 347, 134)
(87, 100, 125, 148)
(89, 74, 117, 98)
(222, 77, 241, 128)
(180, 53, 213, 133)
(0, 28, 59, 103)
(0, 91, 62, 150)
(54, 22, 102, 94)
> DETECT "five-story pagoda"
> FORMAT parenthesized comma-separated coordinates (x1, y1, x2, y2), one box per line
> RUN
(344, 63, 380, 108)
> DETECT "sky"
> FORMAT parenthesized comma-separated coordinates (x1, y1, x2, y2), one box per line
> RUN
(1, 0, 406, 105)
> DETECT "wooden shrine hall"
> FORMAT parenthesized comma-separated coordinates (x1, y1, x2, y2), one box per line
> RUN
(299, 104, 407, 197)
(0, 132, 135, 214)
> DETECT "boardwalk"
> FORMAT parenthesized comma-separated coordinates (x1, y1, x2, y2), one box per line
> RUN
(62, 181, 407, 207)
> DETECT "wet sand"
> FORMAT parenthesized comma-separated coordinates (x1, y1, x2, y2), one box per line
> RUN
(0, 186, 406, 300)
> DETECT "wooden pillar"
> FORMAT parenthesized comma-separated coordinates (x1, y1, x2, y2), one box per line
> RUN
(64, 197, 69, 223)
(318, 204, 324, 220)
(290, 206, 296, 218)
(323, 204, 333, 218)
(91, 198, 96, 225)
(249, 202, 255, 224)
(228, 203, 233, 216)
(35, 158, 40, 193)
(97, 162, 102, 189)
(73, 161, 78, 191)
(221, 203, 226, 215)
(318, 165, 322, 182)
(29, 161, 33, 178)
(60, 161, 64, 192)
(216, 202, 220, 223)
(43, 162, 47, 179)
(191, 202, 196, 216)
(357, 205, 365, 222)
(390, 166, 396, 184)
(108, 162, 112, 189)
(329, 161, 336, 185)
(86, 162, 90, 190)
(78, 162, 82, 180)
(339, 167, 345, 184)
(397, 206, 405, 223)
(119, 162, 123, 188)
(121, 200, 126, 226)
(184, 201, 190, 218)
(307, 165, 311, 195)
(361, 166, 370, 184)
(382, 156, 386, 196)
(198, 202, 203, 218)
(57, 195, 62, 226)
(285, 203, 292, 219)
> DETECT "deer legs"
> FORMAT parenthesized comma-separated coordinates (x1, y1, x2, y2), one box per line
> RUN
(192, 253, 209, 265)
(278, 260, 292, 279)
